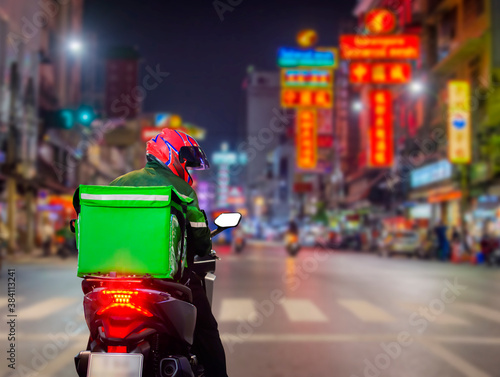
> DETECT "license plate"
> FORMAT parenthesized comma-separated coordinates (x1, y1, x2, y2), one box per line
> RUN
(87, 353, 143, 377)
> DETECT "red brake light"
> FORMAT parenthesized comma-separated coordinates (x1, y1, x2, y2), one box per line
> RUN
(97, 289, 153, 317)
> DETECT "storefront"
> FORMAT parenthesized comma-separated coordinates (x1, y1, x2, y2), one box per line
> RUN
(409, 160, 460, 227)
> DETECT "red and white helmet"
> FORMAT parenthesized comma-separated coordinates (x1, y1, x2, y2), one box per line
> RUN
(146, 128, 210, 186)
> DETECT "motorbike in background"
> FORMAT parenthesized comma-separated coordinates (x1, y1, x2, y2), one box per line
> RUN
(75, 212, 242, 377)
(285, 232, 300, 257)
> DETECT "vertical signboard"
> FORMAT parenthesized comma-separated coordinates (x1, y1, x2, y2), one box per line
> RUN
(368, 90, 393, 168)
(448, 81, 471, 164)
(296, 109, 317, 169)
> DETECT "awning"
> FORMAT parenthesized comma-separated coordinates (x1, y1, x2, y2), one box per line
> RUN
(343, 172, 386, 205)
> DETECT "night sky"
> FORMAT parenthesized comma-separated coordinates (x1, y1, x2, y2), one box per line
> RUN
(83, 0, 354, 155)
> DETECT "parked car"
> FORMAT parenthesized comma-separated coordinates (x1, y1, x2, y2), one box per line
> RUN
(378, 230, 421, 257)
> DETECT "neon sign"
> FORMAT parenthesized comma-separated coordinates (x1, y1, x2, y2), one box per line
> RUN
(278, 47, 337, 68)
(365, 9, 397, 35)
(349, 62, 411, 84)
(296, 109, 317, 169)
(281, 88, 333, 108)
(340, 35, 420, 60)
(369, 90, 393, 167)
(281, 69, 333, 88)
(448, 81, 471, 164)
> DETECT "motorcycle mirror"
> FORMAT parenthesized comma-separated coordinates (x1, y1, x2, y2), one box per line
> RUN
(214, 212, 242, 229)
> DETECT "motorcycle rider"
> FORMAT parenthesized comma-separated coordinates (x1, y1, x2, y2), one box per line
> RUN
(109, 128, 228, 377)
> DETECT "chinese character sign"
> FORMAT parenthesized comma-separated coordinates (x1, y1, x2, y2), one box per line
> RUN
(369, 90, 393, 168)
(281, 69, 333, 88)
(281, 88, 333, 108)
(349, 62, 411, 84)
(296, 109, 317, 169)
(448, 81, 471, 164)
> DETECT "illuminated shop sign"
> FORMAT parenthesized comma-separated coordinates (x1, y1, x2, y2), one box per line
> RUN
(277, 47, 337, 68)
(368, 90, 393, 168)
(296, 108, 317, 169)
(410, 160, 453, 188)
(281, 88, 333, 108)
(448, 81, 471, 164)
(281, 69, 333, 88)
(365, 9, 397, 35)
(349, 62, 411, 84)
(340, 35, 420, 60)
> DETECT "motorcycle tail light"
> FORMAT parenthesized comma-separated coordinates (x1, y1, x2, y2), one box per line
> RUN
(97, 289, 153, 317)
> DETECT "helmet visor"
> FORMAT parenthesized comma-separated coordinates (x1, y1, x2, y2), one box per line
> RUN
(179, 146, 210, 170)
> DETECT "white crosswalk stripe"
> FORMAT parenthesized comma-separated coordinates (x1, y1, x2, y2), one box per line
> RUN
(280, 299, 328, 322)
(457, 303, 500, 323)
(16, 297, 79, 320)
(399, 303, 469, 325)
(338, 299, 396, 323)
(218, 298, 258, 322)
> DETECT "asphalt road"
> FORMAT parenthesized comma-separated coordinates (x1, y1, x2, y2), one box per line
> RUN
(1, 242, 500, 377)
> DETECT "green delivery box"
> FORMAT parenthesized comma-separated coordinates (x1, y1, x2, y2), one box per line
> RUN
(75, 185, 193, 279)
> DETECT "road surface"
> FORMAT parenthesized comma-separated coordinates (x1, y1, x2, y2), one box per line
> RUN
(1, 242, 500, 377)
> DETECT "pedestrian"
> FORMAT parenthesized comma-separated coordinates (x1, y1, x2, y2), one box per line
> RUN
(481, 232, 499, 266)
(0, 220, 9, 256)
(435, 221, 450, 261)
(39, 216, 55, 257)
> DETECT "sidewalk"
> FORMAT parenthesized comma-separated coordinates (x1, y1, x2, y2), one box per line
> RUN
(4, 247, 76, 265)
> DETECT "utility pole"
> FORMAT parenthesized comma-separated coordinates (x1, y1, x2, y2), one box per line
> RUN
(6, 62, 19, 254)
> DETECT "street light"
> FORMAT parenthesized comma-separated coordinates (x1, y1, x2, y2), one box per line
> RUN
(352, 100, 363, 112)
(68, 39, 83, 53)
(409, 81, 424, 94)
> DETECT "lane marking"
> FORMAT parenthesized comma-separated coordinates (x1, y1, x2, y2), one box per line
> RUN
(338, 299, 396, 323)
(33, 341, 87, 377)
(399, 303, 469, 325)
(419, 339, 491, 377)
(457, 303, 500, 323)
(220, 333, 500, 345)
(218, 299, 257, 322)
(15, 332, 500, 346)
(16, 297, 78, 320)
(280, 299, 328, 322)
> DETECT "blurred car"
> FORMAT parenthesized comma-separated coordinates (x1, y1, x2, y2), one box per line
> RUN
(339, 231, 362, 251)
(379, 230, 421, 257)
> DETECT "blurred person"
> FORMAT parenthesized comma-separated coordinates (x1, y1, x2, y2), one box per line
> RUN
(463, 228, 474, 256)
(0, 219, 9, 262)
(40, 216, 55, 257)
(56, 223, 77, 259)
(285, 219, 300, 256)
(434, 221, 450, 261)
(232, 222, 246, 253)
(480, 231, 498, 266)
(108, 128, 228, 377)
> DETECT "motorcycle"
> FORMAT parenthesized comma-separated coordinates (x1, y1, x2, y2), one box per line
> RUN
(232, 229, 245, 254)
(74, 212, 242, 377)
(285, 232, 300, 257)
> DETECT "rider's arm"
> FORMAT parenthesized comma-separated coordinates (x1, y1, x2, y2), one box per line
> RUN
(186, 190, 212, 257)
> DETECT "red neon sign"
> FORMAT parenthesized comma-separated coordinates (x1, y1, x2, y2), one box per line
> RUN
(349, 62, 411, 84)
(340, 35, 420, 60)
(369, 90, 394, 168)
(365, 9, 397, 35)
(281, 88, 333, 108)
(296, 109, 317, 169)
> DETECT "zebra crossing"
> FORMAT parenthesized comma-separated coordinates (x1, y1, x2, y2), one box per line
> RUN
(3, 295, 500, 326)
(215, 297, 500, 326)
